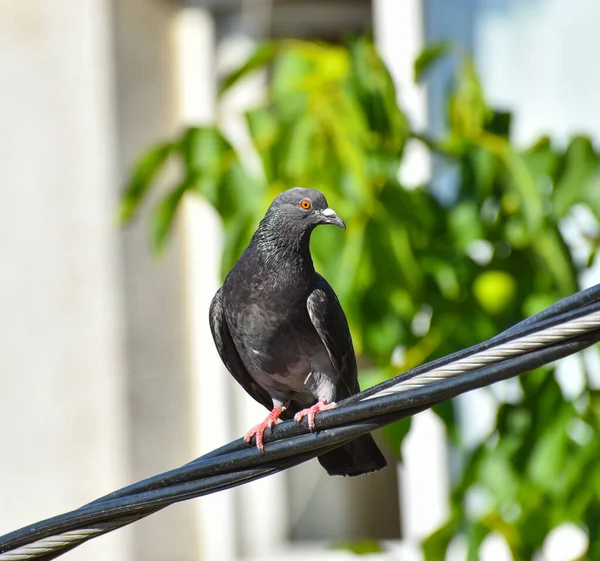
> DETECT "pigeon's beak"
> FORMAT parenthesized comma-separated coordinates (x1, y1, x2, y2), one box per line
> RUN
(321, 208, 346, 229)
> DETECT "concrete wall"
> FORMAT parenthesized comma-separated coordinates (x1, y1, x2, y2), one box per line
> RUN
(112, 0, 202, 560)
(0, 0, 202, 560)
(474, 0, 600, 145)
(0, 1, 131, 560)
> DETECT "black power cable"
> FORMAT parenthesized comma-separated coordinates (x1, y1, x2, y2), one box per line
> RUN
(1, 284, 600, 560)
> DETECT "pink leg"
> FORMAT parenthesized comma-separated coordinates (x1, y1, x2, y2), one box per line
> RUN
(244, 407, 285, 452)
(294, 399, 337, 430)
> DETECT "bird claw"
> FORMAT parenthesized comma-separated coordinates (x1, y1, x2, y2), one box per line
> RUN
(244, 407, 284, 452)
(294, 399, 337, 430)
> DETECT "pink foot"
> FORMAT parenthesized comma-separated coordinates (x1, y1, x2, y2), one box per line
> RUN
(294, 399, 337, 430)
(244, 407, 284, 452)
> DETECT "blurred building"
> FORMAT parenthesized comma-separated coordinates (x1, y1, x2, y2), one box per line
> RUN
(1, 1, 599, 561)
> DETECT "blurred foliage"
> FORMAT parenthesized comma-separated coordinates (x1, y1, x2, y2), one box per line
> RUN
(121, 37, 600, 559)
(331, 539, 384, 555)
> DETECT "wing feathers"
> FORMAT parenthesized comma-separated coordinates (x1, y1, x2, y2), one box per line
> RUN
(306, 274, 359, 397)
(209, 287, 273, 410)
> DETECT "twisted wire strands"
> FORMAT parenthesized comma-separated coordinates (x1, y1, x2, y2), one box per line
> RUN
(0, 514, 145, 561)
(1, 530, 105, 561)
(368, 310, 600, 398)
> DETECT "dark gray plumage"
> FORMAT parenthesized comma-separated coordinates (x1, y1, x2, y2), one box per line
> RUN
(209, 187, 386, 476)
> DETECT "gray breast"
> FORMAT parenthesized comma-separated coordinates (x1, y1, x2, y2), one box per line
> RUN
(227, 301, 339, 404)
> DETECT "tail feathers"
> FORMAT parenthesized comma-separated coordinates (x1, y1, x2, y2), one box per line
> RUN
(317, 433, 387, 477)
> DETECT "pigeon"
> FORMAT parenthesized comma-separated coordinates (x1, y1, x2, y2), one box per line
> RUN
(209, 187, 387, 476)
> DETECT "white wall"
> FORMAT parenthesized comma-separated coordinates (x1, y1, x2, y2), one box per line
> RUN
(426, 0, 600, 145)
(0, 1, 131, 560)
(0, 0, 206, 560)
(112, 0, 203, 560)
(474, 0, 600, 145)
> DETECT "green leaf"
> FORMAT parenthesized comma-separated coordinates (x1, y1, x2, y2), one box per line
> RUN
(382, 418, 411, 460)
(485, 110, 512, 138)
(477, 449, 520, 505)
(414, 42, 452, 83)
(179, 126, 254, 213)
(480, 135, 545, 236)
(217, 161, 264, 223)
(349, 37, 409, 150)
(449, 58, 489, 138)
(467, 145, 497, 198)
(180, 126, 234, 177)
(448, 202, 484, 252)
(246, 107, 280, 183)
(466, 521, 490, 561)
(505, 141, 548, 237)
(219, 42, 277, 96)
(326, 218, 366, 303)
(583, 174, 600, 224)
(149, 178, 192, 253)
(532, 228, 578, 295)
(331, 539, 384, 555)
(363, 314, 404, 360)
(553, 136, 600, 217)
(120, 142, 175, 224)
(433, 399, 458, 441)
(423, 514, 461, 561)
(526, 408, 570, 492)
(220, 213, 255, 277)
(281, 114, 319, 181)
(387, 223, 423, 291)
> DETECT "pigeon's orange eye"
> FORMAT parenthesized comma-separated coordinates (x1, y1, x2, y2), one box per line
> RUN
(300, 199, 311, 210)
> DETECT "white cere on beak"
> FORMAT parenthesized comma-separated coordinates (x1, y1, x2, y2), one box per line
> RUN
(322, 208, 337, 217)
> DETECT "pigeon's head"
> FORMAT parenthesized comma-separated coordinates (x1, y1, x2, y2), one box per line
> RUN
(266, 187, 346, 231)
